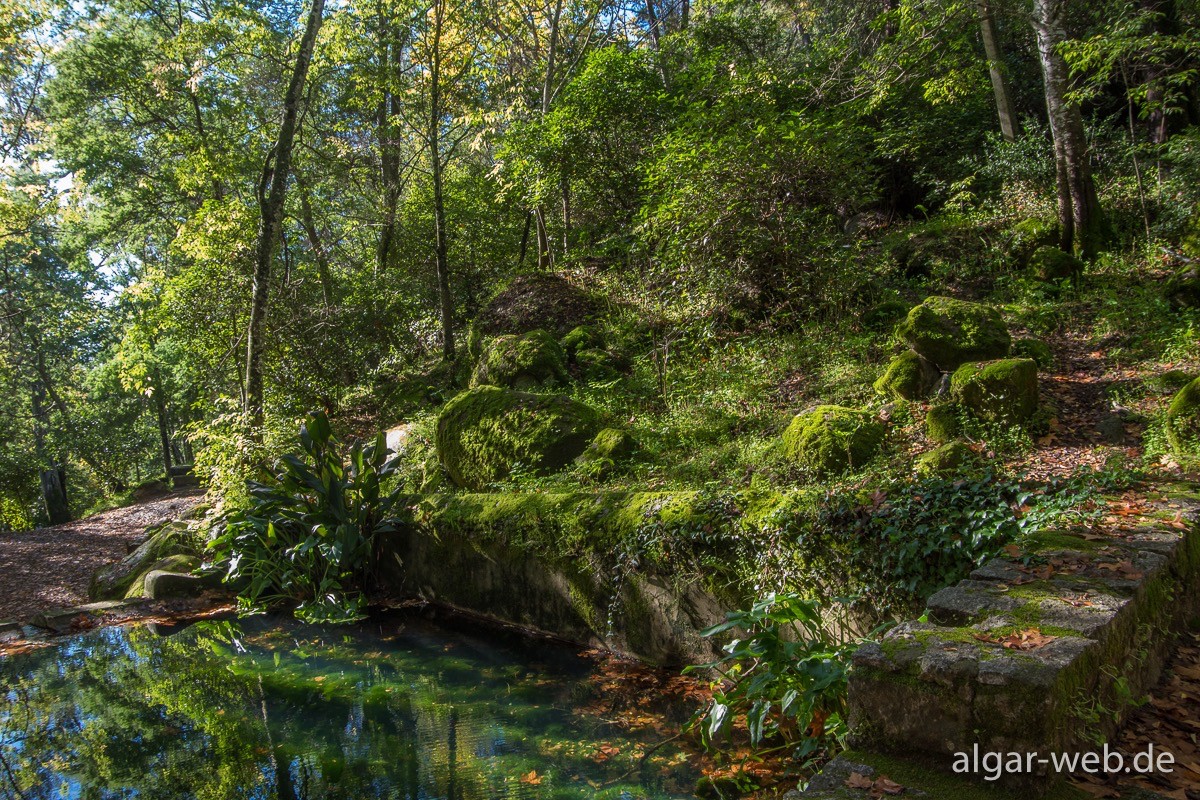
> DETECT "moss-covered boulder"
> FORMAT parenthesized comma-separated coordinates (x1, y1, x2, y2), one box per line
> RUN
(925, 404, 963, 443)
(1011, 337, 1053, 369)
(560, 325, 603, 359)
(1028, 245, 1084, 283)
(1007, 218, 1058, 268)
(470, 329, 569, 391)
(1145, 369, 1197, 395)
(950, 358, 1039, 424)
(873, 350, 939, 401)
(895, 296, 1011, 371)
(576, 428, 638, 465)
(436, 386, 602, 490)
(1165, 266, 1200, 310)
(783, 406, 885, 477)
(916, 441, 977, 477)
(1166, 376, 1200, 457)
(475, 273, 600, 339)
(89, 521, 197, 600)
(123, 554, 200, 599)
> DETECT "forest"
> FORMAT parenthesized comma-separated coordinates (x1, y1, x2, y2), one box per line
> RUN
(2, 0, 1200, 796)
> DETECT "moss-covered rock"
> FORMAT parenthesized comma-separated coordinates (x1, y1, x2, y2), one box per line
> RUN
(1028, 245, 1084, 283)
(862, 300, 910, 332)
(470, 329, 569, 390)
(915, 441, 977, 477)
(435, 386, 602, 489)
(783, 406, 885, 476)
(925, 404, 963, 443)
(1007, 218, 1059, 268)
(895, 296, 1011, 371)
(89, 522, 197, 600)
(1011, 337, 1053, 369)
(123, 554, 200, 599)
(873, 350, 939, 401)
(1166, 376, 1200, 457)
(1145, 369, 1197, 395)
(576, 428, 637, 465)
(950, 358, 1039, 424)
(1165, 266, 1200, 310)
(560, 325, 603, 358)
(576, 347, 629, 382)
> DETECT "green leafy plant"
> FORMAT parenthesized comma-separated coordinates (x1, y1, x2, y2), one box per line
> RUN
(686, 593, 864, 765)
(208, 411, 402, 624)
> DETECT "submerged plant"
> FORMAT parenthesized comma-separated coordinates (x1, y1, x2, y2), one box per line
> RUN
(208, 411, 402, 623)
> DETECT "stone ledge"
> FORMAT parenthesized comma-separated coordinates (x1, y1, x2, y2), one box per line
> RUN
(844, 486, 1200, 794)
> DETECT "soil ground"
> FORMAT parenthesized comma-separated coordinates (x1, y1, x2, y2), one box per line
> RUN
(0, 492, 201, 623)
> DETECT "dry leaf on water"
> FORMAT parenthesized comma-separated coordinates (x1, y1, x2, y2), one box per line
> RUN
(519, 770, 542, 786)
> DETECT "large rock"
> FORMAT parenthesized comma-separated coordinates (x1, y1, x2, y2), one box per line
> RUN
(436, 386, 602, 490)
(89, 522, 195, 600)
(1006, 218, 1058, 268)
(915, 441, 976, 477)
(1028, 245, 1083, 284)
(1165, 266, 1200, 310)
(470, 329, 569, 390)
(473, 273, 599, 339)
(124, 554, 200, 599)
(783, 406, 885, 477)
(925, 403, 962, 443)
(950, 358, 1038, 424)
(873, 350, 939, 401)
(895, 296, 1011, 371)
(1166, 376, 1200, 458)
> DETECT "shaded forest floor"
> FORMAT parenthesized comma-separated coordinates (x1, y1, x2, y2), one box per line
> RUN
(0, 492, 201, 622)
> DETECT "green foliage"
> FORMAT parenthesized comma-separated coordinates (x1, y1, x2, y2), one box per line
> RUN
(208, 411, 402, 624)
(687, 593, 861, 761)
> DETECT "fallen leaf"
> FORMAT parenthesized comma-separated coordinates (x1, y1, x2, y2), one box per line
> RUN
(845, 772, 874, 790)
(519, 770, 542, 785)
(871, 775, 905, 797)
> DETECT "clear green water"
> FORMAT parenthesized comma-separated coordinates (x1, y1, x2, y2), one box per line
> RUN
(0, 613, 700, 799)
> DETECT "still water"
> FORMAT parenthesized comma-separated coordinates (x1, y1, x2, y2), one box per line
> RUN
(0, 612, 701, 799)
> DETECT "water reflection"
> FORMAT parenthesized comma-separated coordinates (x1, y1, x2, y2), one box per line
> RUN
(0, 614, 698, 799)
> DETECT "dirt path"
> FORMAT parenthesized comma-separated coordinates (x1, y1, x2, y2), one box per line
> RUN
(0, 493, 202, 622)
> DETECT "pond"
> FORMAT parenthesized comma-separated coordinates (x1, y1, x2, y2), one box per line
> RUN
(0, 611, 703, 799)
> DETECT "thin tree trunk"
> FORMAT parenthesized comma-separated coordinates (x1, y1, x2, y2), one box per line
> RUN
(295, 176, 334, 306)
(978, 0, 1018, 141)
(1032, 0, 1105, 256)
(244, 0, 327, 434)
(535, 207, 552, 269)
(429, 0, 455, 360)
(151, 370, 173, 483)
(518, 211, 531, 266)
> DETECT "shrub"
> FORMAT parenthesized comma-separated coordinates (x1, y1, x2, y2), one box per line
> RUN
(207, 411, 401, 623)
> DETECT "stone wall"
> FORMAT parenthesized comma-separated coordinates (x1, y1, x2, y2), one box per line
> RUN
(845, 486, 1200, 793)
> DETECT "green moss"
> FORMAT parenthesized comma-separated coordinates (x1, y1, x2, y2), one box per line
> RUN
(470, 329, 570, 390)
(1145, 369, 1197, 394)
(1028, 246, 1084, 283)
(915, 441, 976, 477)
(895, 296, 1011, 371)
(435, 386, 602, 489)
(576, 428, 637, 465)
(1007, 217, 1059, 268)
(1165, 266, 1200, 310)
(925, 403, 963, 443)
(1166, 376, 1200, 457)
(950, 358, 1039, 424)
(123, 554, 200, 599)
(873, 350, 939, 402)
(1011, 337, 1053, 369)
(782, 405, 885, 476)
(560, 324, 603, 358)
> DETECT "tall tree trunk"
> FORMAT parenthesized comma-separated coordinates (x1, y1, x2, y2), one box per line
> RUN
(151, 372, 172, 483)
(296, 175, 333, 306)
(429, 0, 455, 360)
(518, 211, 531, 266)
(1032, 0, 1106, 256)
(535, 208, 552, 269)
(978, 0, 1018, 141)
(244, 0, 327, 434)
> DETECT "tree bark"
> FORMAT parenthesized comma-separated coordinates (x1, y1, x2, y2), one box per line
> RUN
(429, 0, 455, 360)
(1032, 0, 1106, 256)
(244, 0, 327, 433)
(978, 0, 1018, 141)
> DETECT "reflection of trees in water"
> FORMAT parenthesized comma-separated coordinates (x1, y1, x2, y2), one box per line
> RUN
(0, 621, 690, 800)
